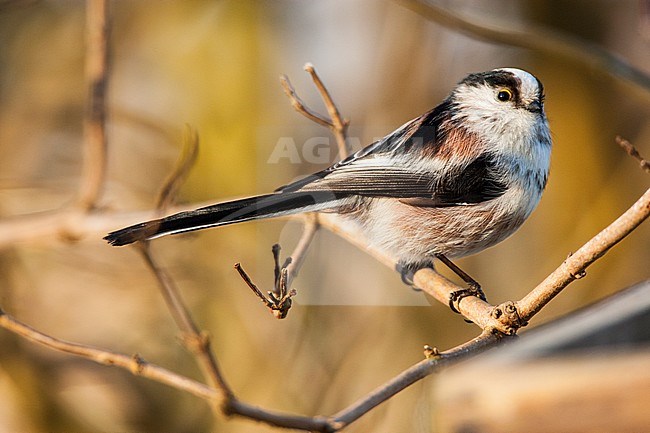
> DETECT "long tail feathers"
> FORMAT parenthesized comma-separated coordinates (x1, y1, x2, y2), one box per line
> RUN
(104, 191, 342, 246)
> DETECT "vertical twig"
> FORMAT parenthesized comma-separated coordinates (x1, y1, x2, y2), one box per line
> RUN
(133, 126, 235, 406)
(284, 214, 320, 288)
(280, 64, 351, 160)
(303, 63, 350, 159)
(156, 125, 200, 210)
(78, 0, 110, 211)
(264, 64, 350, 301)
(137, 243, 235, 405)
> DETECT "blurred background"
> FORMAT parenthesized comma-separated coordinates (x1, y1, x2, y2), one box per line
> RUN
(0, 1, 649, 432)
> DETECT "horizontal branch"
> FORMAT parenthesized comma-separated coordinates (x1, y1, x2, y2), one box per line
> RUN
(0, 307, 217, 401)
(0, 306, 344, 432)
(0, 201, 214, 249)
(330, 331, 499, 428)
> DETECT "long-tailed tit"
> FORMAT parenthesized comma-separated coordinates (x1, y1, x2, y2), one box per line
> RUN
(105, 68, 551, 308)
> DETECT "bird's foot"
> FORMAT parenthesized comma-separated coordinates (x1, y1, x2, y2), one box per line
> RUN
(448, 281, 487, 315)
(396, 260, 433, 290)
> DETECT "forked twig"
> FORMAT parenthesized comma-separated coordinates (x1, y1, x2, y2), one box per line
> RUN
(281, 63, 351, 160)
(235, 260, 296, 319)
(237, 64, 348, 316)
(303, 63, 350, 157)
(280, 75, 332, 129)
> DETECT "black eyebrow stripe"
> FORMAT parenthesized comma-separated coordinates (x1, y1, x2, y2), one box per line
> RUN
(459, 70, 521, 102)
(536, 77, 545, 101)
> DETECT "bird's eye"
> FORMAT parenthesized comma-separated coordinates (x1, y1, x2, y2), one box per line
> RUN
(497, 89, 512, 102)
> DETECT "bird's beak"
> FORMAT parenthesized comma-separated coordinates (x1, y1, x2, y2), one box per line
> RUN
(526, 99, 543, 113)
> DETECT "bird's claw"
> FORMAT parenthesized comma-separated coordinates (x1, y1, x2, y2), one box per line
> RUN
(448, 282, 487, 315)
(397, 261, 433, 290)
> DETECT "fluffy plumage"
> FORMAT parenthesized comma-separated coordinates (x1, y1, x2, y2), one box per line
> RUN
(105, 68, 551, 273)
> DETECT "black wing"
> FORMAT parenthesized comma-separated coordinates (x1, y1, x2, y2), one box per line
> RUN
(277, 102, 508, 206)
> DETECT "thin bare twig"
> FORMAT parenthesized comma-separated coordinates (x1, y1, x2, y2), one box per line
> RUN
(281, 64, 351, 160)
(234, 261, 296, 319)
(0, 307, 338, 432)
(78, 0, 110, 210)
(0, 307, 217, 401)
(330, 331, 500, 428)
(137, 243, 234, 403)
(616, 136, 650, 174)
(284, 213, 320, 288)
(280, 75, 332, 129)
(134, 130, 234, 403)
(235, 262, 275, 307)
(303, 63, 351, 158)
(156, 125, 200, 210)
(398, 0, 650, 99)
(236, 64, 349, 315)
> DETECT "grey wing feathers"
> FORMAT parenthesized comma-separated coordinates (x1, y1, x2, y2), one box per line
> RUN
(292, 165, 435, 198)
(275, 103, 508, 206)
(276, 117, 425, 196)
